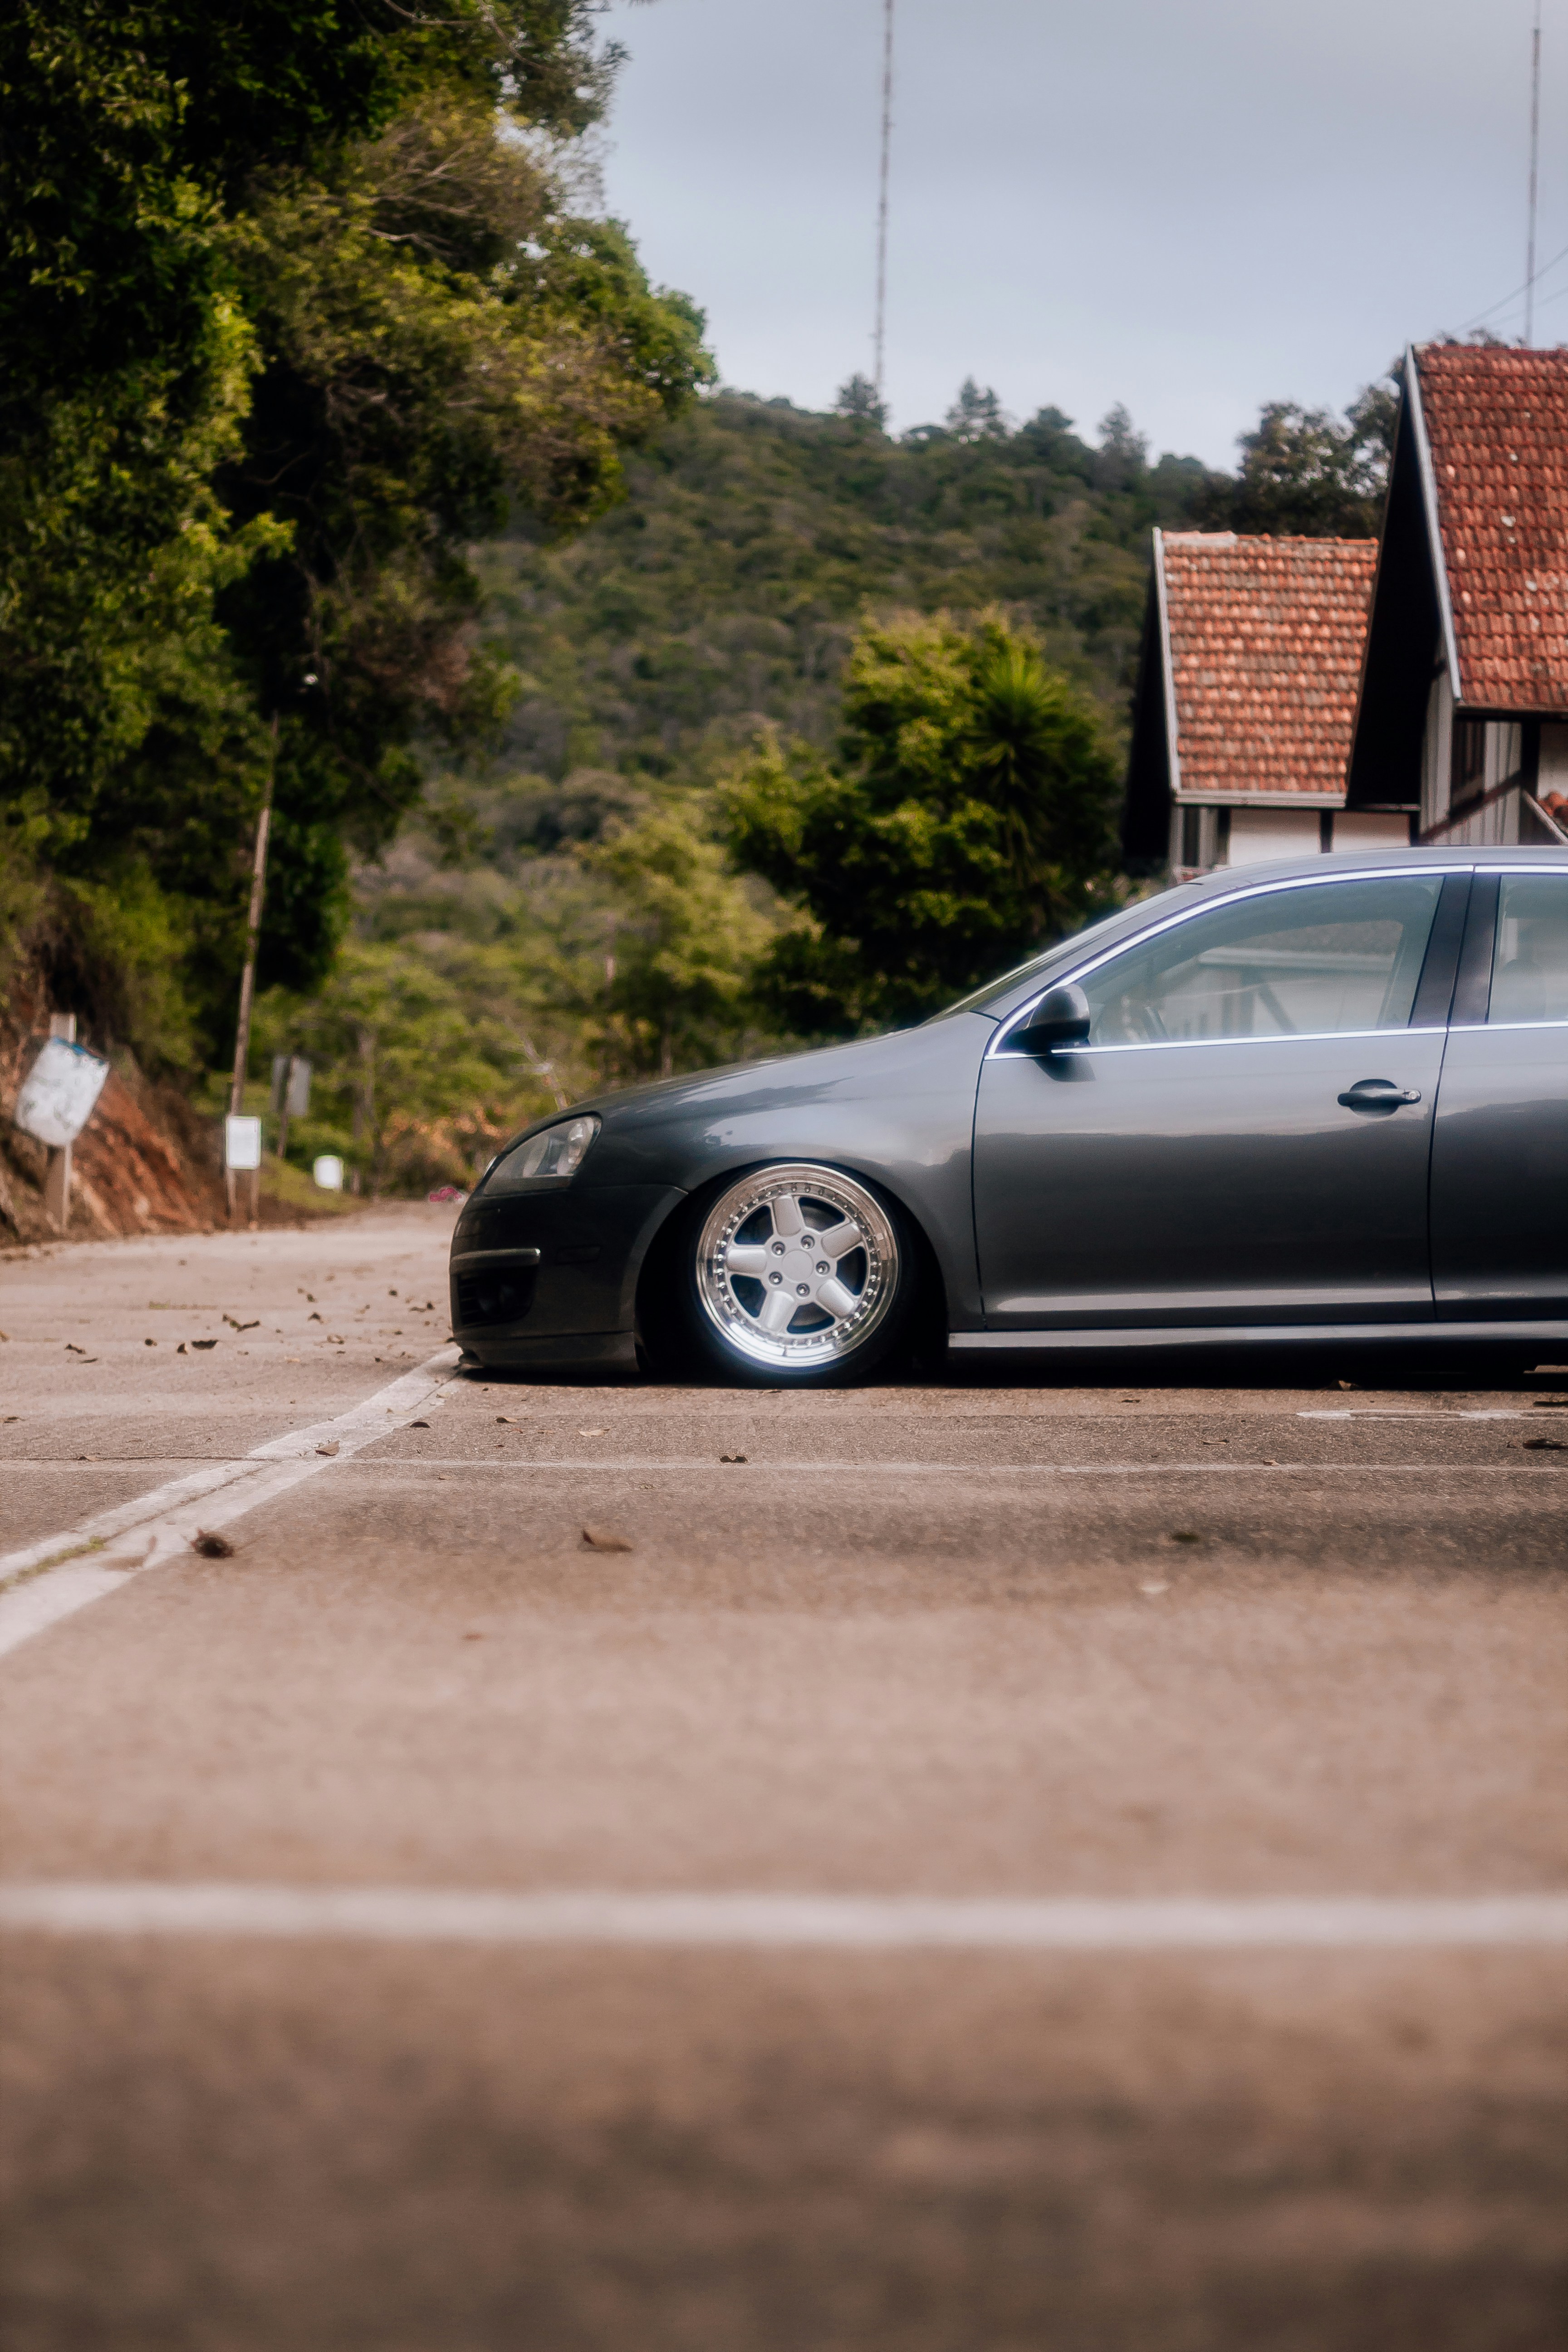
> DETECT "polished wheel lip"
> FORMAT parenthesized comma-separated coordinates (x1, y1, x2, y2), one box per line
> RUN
(694, 1163, 898, 1368)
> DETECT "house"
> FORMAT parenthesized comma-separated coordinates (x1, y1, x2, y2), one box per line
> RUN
(1122, 530, 1401, 877)
(1346, 342, 1568, 847)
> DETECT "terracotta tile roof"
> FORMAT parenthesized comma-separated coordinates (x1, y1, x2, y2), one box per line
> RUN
(1416, 344, 1568, 713)
(1159, 532, 1377, 799)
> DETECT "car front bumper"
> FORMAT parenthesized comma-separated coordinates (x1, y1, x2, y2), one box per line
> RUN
(448, 1182, 684, 1371)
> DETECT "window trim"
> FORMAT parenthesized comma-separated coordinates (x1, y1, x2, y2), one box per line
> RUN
(986, 865, 1472, 1060)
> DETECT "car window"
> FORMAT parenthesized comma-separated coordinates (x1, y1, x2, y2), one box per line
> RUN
(1074, 875, 1445, 1046)
(925, 887, 1204, 1021)
(1489, 875, 1568, 1024)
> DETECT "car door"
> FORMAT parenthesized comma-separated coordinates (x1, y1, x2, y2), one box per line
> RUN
(971, 869, 1463, 1330)
(1430, 867, 1568, 1318)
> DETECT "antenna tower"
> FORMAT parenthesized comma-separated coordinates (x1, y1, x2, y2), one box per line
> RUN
(1525, 0, 1542, 345)
(873, 0, 895, 405)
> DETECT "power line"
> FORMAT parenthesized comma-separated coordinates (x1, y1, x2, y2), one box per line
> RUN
(873, 0, 894, 406)
(1452, 237, 1568, 336)
(1525, 0, 1543, 344)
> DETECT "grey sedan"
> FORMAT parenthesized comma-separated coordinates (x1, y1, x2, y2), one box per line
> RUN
(449, 847, 1568, 1382)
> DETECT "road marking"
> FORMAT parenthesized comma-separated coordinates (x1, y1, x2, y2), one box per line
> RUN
(1299, 1409, 1526, 1420)
(314, 1457, 1558, 1476)
(0, 1883, 1564, 1950)
(0, 1348, 460, 1659)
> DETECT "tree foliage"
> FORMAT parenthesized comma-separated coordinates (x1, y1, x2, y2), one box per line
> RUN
(1194, 376, 1400, 539)
(724, 611, 1122, 1034)
(0, 0, 710, 1068)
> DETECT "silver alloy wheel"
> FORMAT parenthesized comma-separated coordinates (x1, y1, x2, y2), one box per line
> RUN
(695, 1164, 900, 1370)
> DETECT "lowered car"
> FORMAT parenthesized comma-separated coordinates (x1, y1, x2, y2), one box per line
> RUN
(449, 846, 1568, 1382)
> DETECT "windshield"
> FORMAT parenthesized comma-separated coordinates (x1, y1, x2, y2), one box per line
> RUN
(923, 885, 1203, 1022)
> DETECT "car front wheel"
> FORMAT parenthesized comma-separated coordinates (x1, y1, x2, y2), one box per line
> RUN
(662, 1162, 915, 1384)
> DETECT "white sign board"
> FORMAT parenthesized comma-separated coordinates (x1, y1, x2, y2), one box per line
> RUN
(224, 1114, 263, 1172)
(12, 1038, 110, 1149)
(312, 1155, 344, 1191)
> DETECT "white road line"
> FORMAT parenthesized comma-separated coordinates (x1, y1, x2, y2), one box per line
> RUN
(1299, 1409, 1528, 1420)
(0, 1348, 460, 1659)
(0, 1882, 1564, 1950)
(314, 1457, 1560, 1476)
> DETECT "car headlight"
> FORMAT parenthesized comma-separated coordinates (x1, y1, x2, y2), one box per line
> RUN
(485, 1113, 601, 1192)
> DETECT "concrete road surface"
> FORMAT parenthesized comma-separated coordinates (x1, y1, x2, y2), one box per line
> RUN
(1, 1208, 1566, 2351)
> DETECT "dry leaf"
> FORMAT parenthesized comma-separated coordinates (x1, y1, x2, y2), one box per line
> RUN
(316, 1439, 340, 1457)
(0, 1415, 18, 1424)
(190, 1530, 235, 1558)
(191, 1338, 218, 1351)
(409, 1419, 430, 1429)
(144, 1338, 157, 1347)
(65, 1342, 88, 1354)
(720, 1453, 749, 1464)
(581, 1525, 632, 1553)
(176, 1343, 187, 1354)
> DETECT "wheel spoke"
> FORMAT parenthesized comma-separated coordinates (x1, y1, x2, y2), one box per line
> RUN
(769, 1191, 805, 1237)
(815, 1219, 860, 1259)
(722, 1244, 769, 1276)
(816, 1276, 860, 1321)
(759, 1287, 799, 1333)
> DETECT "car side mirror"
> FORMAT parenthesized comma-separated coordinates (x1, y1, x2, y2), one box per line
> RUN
(1006, 985, 1092, 1057)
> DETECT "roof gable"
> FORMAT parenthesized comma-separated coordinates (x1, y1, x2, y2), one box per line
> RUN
(1416, 344, 1568, 711)
(1156, 531, 1377, 799)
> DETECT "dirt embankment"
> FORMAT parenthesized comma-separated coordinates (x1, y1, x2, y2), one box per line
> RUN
(1, 987, 229, 1245)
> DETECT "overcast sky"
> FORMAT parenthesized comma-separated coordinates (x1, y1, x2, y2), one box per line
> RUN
(596, 0, 1568, 467)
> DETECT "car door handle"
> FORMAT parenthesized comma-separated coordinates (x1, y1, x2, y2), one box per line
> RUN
(1337, 1078, 1423, 1112)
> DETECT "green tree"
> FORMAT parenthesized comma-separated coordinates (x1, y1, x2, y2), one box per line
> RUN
(580, 801, 776, 1079)
(1194, 374, 1400, 539)
(0, 1, 710, 1068)
(724, 610, 1121, 1034)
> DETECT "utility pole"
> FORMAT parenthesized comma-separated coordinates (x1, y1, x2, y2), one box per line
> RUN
(873, 0, 895, 408)
(1525, 0, 1542, 346)
(226, 715, 277, 1222)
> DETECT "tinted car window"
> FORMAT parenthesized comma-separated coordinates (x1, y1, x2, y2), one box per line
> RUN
(1489, 875, 1568, 1024)
(1076, 875, 1445, 1045)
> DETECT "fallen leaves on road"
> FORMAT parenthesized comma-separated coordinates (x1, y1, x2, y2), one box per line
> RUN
(720, 1453, 749, 1464)
(144, 1338, 157, 1347)
(190, 1530, 235, 1558)
(409, 1419, 430, 1429)
(1, 1415, 17, 1424)
(308, 1311, 324, 1323)
(64, 1342, 88, 1354)
(223, 1315, 260, 1332)
(581, 1525, 632, 1553)
(315, 1439, 340, 1457)
(191, 1338, 218, 1351)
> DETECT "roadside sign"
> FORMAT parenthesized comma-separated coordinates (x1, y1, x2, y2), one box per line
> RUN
(313, 1155, 344, 1190)
(12, 1037, 110, 1148)
(224, 1114, 263, 1172)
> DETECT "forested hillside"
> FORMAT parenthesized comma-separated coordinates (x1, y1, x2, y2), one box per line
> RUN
(478, 386, 1215, 779)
